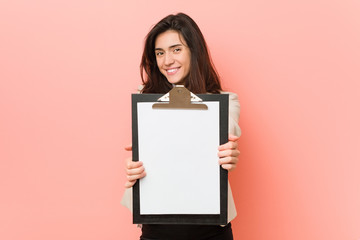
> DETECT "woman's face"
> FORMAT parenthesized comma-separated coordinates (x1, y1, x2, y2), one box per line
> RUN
(154, 30, 191, 85)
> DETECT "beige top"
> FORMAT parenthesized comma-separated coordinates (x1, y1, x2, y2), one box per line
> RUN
(121, 91, 241, 223)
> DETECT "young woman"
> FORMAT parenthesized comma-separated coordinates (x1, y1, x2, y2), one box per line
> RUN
(121, 13, 241, 240)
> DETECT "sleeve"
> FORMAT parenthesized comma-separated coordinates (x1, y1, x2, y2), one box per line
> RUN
(228, 92, 241, 137)
(121, 187, 132, 212)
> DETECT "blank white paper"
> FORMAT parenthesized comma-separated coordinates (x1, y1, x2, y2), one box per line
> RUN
(137, 102, 220, 215)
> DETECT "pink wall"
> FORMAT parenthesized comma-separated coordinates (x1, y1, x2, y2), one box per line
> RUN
(1, 1, 359, 239)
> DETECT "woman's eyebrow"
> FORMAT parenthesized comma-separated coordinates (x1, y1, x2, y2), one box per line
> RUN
(155, 44, 183, 51)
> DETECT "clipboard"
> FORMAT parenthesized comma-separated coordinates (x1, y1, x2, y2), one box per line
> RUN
(132, 86, 229, 225)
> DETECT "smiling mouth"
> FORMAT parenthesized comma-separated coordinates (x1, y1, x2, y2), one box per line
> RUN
(166, 67, 180, 75)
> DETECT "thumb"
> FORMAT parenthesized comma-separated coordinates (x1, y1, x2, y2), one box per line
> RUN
(124, 143, 132, 151)
(228, 134, 240, 142)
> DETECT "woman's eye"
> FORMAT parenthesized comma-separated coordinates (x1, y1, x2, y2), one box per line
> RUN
(174, 48, 181, 53)
(156, 52, 164, 56)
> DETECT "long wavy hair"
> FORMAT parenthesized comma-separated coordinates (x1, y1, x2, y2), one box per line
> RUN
(140, 13, 222, 94)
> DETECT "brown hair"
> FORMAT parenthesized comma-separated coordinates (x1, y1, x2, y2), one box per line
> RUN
(140, 13, 222, 94)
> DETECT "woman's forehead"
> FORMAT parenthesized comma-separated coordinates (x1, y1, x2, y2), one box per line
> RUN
(155, 30, 187, 49)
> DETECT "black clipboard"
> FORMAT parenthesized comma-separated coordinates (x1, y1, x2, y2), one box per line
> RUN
(132, 86, 229, 225)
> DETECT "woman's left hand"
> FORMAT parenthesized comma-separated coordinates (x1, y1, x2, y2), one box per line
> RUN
(218, 134, 240, 171)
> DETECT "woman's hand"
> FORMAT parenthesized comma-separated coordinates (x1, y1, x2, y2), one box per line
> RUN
(218, 134, 240, 171)
(124, 144, 146, 188)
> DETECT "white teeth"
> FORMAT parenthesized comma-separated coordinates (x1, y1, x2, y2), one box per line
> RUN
(167, 68, 177, 73)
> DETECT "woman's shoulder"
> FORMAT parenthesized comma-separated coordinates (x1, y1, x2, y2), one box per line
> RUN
(220, 91, 239, 102)
(220, 91, 241, 136)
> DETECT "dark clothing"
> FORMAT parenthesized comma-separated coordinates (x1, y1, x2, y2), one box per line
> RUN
(140, 223, 233, 240)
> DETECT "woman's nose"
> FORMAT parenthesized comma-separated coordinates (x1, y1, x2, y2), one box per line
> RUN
(164, 53, 175, 65)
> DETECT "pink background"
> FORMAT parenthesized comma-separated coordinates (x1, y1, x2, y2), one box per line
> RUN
(1, 0, 359, 239)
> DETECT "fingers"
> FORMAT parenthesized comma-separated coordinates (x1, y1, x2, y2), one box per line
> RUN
(218, 135, 240, 172)
(218, 149, 240, 158)
(219, 156, 238, 172)
(228, 134, 240, 142)
(218, 134, 240, 171)
(124, 144, 132, 151)
(125, 160, 146, 180)
(126, 165, 145, 176)
(124, 142, 144, 188)
(126, 158, 143, 169)
(218, 141, 238, 151)
(124, 168, 146, 188)
(221, 163, 236, 171)
(219, 156, 239, 165)
(124, 157, 146, 188)
(126, 170, 146, 182)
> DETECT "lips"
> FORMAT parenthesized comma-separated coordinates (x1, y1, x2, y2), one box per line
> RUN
(166, 67, 180, 75)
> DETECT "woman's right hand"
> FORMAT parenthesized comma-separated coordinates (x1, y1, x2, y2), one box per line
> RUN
(124, 144, 146, 188)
